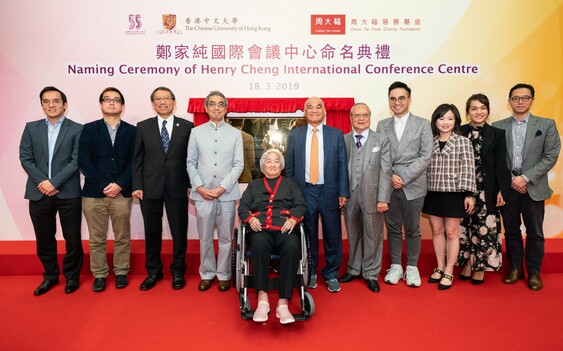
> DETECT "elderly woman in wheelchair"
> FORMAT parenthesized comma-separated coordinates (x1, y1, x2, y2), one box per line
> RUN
(238, 148, 306, 324)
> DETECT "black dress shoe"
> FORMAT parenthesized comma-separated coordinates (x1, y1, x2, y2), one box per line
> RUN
(65, 279, 80, 294)
(366, 279, 380, 293)
(92, 277, 106, 292)
(34, 278, 59, 296)
(140, 273, 163, 291)
(339, 273, 360, 283)
(115, 275, 128, 289)
(172, 273, 186, 290)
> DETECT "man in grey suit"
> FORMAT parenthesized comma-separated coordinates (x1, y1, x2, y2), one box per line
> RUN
(19, 86, 83, 296)
(339, 103, 392, 293)
(187, 91, 243, 292)
(492, 83, 560, 291)
(376, 81, 433, 287)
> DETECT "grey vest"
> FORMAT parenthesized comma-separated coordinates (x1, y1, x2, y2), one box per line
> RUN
(350, 143, 367, 190)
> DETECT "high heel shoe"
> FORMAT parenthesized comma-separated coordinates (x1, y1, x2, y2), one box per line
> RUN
(428, 268, 444, 284)
(438, 273, 454, 290)
(460, 273, 471, 281)
(471, 272, 485, 285)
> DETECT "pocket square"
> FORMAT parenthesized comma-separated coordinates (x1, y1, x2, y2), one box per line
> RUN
(535, 130, 542, 137)
(372, 146, 380, 152)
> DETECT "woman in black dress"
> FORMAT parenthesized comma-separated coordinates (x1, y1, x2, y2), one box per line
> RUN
(457, 94, 511, 284)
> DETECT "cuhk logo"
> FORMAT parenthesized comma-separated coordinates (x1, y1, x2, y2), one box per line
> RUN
(163, 14, 177, 30)
(311, 14, 346, 35)
(158, 14, 182, 34)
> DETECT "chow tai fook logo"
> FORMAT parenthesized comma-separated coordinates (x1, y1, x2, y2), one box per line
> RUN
(157, 14, 183, 34)
(311, 14, 346, 35)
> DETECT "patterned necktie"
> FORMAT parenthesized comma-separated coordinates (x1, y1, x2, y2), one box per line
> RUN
(310, 127, 319, 184)
(355, 134, 363, 149)
(161, 120, 170, 153)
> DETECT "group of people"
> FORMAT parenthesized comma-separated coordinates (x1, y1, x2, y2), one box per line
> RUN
(19, 81, 560, 325)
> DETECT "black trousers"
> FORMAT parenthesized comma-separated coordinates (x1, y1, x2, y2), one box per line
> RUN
(248, 229, 300, 299)
(29, 196, 83, 281)
(501, 189, 545, 274)
(140, 196, 188, 275)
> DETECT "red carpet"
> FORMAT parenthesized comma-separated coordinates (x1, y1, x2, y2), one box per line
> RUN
(1, 273, 562, 350)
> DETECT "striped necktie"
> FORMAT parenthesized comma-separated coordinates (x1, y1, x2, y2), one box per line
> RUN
(161, 120, 170, 153)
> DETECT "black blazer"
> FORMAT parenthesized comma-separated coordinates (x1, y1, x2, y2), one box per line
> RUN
(132, 116, 193, 199)
(78, 119, 136, 198)
(460, 123, 511, 213)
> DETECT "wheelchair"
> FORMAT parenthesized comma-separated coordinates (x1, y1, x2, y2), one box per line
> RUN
(231, 223, 315, 321)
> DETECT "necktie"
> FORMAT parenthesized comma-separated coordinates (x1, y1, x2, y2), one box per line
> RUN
(161, 120, 170, 153)
(355, 134, 363, 149)
(310, 127, 319, 184)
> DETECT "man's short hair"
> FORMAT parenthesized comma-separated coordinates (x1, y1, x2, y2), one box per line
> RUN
(40, 86, 67, 104)
(150, 86, 176, 101)
(99, 87, 125, 104)
(388, 81, 411, 96)
(509, 83, 535, 98)
(204, 90, 228, 108)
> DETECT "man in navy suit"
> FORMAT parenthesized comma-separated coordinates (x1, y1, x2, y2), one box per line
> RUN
(132, 87, 194, 291)
(79, 87, 136, 292)
(286, 97, 349, 292)
(20, 86, 83, 296)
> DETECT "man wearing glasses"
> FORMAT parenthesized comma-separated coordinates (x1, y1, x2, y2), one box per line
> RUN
(375, 81, 433, 287)
(187, 91, 243, 292)
(20, 86, 83, 295)
(493, 83, 560, 291)
(78, 87, 136, 292)
(132, 87, 194, 291)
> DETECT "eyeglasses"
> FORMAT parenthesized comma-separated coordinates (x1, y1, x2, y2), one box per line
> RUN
(42, 99, 62, 105)
(153, 97, 173, 103)
(389, 96, 407, 104)
(208, 102, 226, 108)
(351, 113, 370, 119)
(102, 97, 122, 104)
(510, 96, 532, 103)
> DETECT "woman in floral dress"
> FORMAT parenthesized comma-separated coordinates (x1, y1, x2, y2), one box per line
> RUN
(457, 94, 511, 284)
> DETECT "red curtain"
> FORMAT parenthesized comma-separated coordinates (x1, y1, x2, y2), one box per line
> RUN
(187, 97, 354, 133)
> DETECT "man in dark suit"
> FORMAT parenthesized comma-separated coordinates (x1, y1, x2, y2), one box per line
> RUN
(286, 96, 349, 293)
(132, 87, 194, 291)
(340, 103, 392, 293)
(492, 83, 560, 291)
(79, 87, 136, 292)
(19, 86, 83, 296)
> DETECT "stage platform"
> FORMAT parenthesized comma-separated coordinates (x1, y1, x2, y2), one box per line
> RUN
(1, 239, 563, 276)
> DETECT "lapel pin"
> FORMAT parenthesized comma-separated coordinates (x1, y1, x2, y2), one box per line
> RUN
(176, 123, 180, 127)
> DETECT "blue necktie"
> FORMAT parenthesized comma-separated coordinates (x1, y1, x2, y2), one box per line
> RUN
(161, 120, 170, 153)
(355, 134, 362, 149)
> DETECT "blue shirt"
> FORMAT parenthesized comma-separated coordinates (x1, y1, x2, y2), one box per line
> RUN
(46, 117, 65, 178)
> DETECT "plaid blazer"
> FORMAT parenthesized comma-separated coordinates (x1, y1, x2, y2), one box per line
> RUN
(427, 134, 476, 193)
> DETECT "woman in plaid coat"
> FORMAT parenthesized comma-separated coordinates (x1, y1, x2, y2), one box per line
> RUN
(422, 104, 476, 290)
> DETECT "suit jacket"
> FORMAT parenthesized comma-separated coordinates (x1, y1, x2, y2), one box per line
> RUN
(286, 124, 350, 210)
(375, 113, 433, 200)
(19, 117, 82, 201)
(344, 129, 392, 213)
(427, 134, 476, 194)
(187, 121, 244, 201)
(79, 119, 136, 198)
(460, 123, 511, 212)
(492, 114, 561, 201)
(132, 116, 193, 199)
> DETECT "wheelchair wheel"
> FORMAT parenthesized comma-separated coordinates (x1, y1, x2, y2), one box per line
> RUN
(303, 291, 315, 318)
(231, 229, 238, 288)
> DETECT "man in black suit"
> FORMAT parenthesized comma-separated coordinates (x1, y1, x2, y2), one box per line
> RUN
(19, 86, 83, 295)
(79, 87, 136, 292)
(132, 87, 194, 291)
